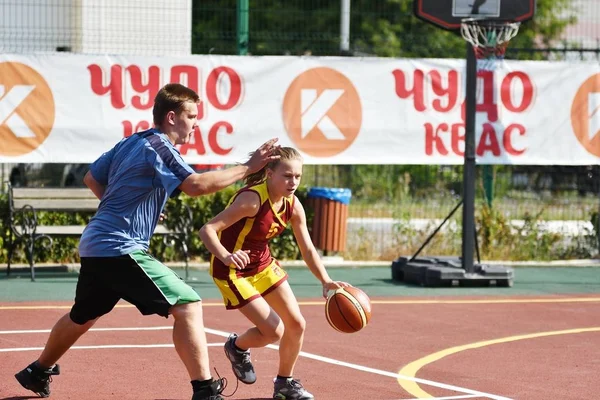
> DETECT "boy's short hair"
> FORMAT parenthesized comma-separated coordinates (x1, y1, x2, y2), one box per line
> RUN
(153, 83, 200, 126)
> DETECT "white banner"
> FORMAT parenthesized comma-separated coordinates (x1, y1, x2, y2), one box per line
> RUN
(0, 54, 599, 165)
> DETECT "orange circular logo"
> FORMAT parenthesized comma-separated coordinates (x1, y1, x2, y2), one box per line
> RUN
(0, 62, 55, 156)
(571, 73, 600, 157)
(282, 67, 362, 157)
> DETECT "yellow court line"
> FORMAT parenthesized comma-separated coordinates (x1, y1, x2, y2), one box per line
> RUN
(294, 298, 600, 306)
(2, 297, 600, 310)
(397, 327, 600, 398)
(369, 297, 600, 304)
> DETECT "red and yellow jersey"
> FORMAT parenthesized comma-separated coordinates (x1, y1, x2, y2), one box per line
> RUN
(210, 181, 295, 279)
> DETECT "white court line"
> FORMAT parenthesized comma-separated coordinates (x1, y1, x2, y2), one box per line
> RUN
(397, 395, 481, 400)
(0, 326, 512, 400)
(0, 326, 173, 334)
(204, 328, 512, 400)
(0, 343, 224, 352)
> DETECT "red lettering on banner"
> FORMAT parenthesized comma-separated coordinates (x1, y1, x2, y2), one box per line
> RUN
(501, 72, 534, 113)
(430, 70, 459, 112)
(178, 122, 233, 156)
(504, 124, 526, 155)
(460, 71, 498, 122)
(425, 122, 527, 157)
(424, 123, 449, 155)
(88, 64, 244, 113)
(89, 64, 244, 156)
(206, 67, 242, 111)
(451, 123, 465, 156)
(170, 65, 200, 93)
(208, 121, 233, 155)
(462, 71, 534, 119)
(392, 69, 426, 112)
(393, 69, 462, 113)
(398, 66, 534, 159)
(127, 65, 160, 110)
(120, 120, 235, 156)
(477, 71, 498, 122)
(179, 128, 207, 155)
(88, 64, 125, 109)
(477, 123, 501, 156)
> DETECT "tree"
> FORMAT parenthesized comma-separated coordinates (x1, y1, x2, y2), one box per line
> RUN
(507, 0, 577, 60)
(192, 0, 577, 59)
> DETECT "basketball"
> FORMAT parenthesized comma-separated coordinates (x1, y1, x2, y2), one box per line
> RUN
(325, 286, 372, 333)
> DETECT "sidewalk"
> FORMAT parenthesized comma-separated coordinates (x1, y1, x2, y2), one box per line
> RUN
(2, 257, 600, 276)
(0, 258, 391, 275)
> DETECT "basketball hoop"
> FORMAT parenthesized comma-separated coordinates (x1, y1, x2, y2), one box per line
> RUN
(460, 18, 520, 60)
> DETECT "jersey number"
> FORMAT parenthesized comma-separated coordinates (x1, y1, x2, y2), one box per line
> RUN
(266, 222, 279, 239)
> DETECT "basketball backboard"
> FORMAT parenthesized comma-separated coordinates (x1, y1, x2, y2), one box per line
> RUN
(414, 0, 535, 31)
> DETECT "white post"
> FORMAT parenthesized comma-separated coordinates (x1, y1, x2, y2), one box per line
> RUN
(340, 0, 350, 53)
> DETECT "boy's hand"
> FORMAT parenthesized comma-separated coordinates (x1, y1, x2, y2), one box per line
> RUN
(244, 138, 281, 174)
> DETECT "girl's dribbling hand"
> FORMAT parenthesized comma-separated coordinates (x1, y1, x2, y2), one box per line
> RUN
(225, 250, 251, 270)
(322, 280, 352, 298)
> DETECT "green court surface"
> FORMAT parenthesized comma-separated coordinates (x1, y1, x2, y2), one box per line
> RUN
(1, 265, 600, 302)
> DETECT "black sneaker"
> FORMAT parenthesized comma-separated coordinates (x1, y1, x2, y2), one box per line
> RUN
(273, 377, 314, 400)
(15, 361, 60, 398)
(191, 378, 227, 400)
(223, 333, 256, 384)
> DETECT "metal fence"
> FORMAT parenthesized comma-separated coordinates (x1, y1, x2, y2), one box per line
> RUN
(3, 1, 599, 58)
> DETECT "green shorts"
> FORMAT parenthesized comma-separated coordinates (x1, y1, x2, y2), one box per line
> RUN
(70, 250, 200, 324)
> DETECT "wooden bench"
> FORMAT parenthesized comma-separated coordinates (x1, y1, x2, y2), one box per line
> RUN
(5, 183, 192, 281)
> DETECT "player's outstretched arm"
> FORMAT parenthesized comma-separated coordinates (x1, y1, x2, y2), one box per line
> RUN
(199, 191, 260, 270)
(179, 165, 249, 197)
(178, 138, 281, 197)
(290, 198, 350, 298)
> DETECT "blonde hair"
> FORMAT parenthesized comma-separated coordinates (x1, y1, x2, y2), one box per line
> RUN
(245, 147, 303, 186)
(153, 83, 200, 127)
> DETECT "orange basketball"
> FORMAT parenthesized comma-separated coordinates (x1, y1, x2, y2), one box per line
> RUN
(325, 286, 372, 333)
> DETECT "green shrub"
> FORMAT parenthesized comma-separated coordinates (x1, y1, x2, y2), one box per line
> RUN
(2, 186, 596, 264)
(0, 186, 308, 264)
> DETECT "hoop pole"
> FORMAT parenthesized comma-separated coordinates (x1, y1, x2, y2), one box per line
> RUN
(462, 42, 477, 274)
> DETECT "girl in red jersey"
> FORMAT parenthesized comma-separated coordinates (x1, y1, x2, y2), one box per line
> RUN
(199, 147, 350, 400)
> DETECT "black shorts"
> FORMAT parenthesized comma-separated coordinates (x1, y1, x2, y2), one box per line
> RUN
(70, 250, 201, 325)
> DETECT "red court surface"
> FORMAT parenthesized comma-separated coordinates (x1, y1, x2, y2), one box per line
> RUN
(1, 296, 600, 399)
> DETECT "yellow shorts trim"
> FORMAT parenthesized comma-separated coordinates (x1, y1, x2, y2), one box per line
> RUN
(213, 260, 288, 309)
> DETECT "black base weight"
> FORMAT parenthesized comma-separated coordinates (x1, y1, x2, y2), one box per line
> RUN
(391, 256, 514, 288)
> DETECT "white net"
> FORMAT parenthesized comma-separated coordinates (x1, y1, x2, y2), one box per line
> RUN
(460, 18, 520, 60)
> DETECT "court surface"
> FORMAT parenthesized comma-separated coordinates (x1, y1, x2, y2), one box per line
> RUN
(1, 266, 599, 399)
